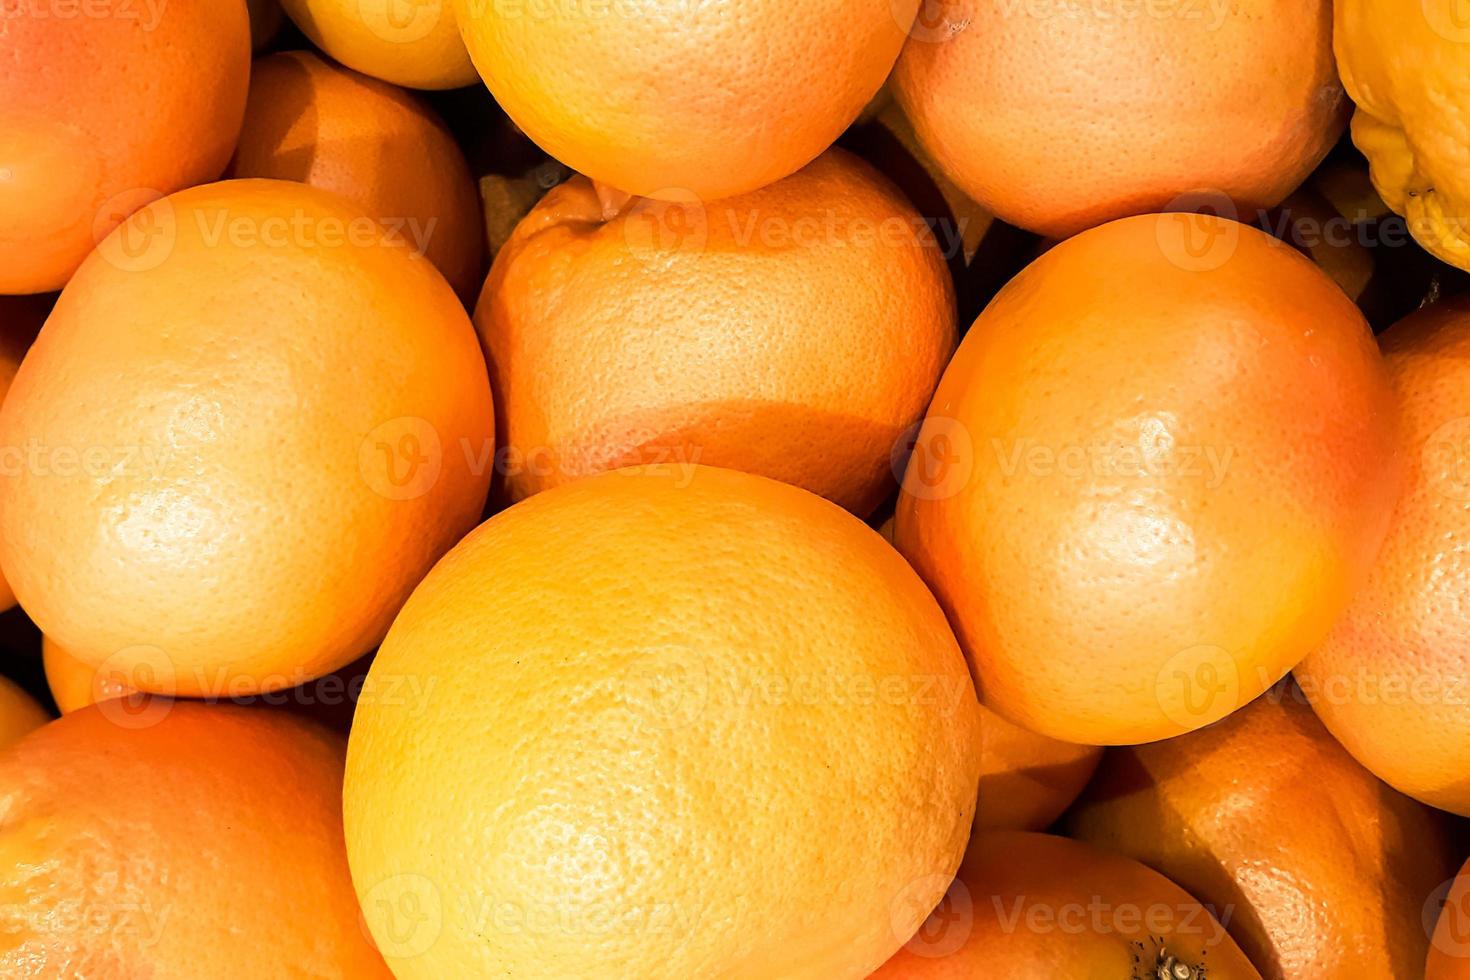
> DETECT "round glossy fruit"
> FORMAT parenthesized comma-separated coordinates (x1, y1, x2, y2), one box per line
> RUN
(892, 0, 1346, 238)
(477, 149, 954, 516)
(42, 636, 137, 716)
(869, 831, 1262, 979)
(0, 180, 493, 697)
(1429, 857, 1470, 979)
(0, 675, 48, 751)
(0, 0, 250, 294)
(976, 704, 1100, 832)
(1336, 2, 1470, 270)
(1297, 297, 1470, 814)
(1067, 687, 1456, 979)
(233, 51, 484, 299)
(0, 704, 391, 976)
(895, 213, 1400, 745)
(345, 465, 982, 978)
(278, 0, 475, 89)
(0, 296, 45, 612)
(454, 0, 918, 200)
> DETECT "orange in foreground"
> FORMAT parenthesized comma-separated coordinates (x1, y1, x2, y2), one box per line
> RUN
(869, 831, 1261, 979)
(0, 704, 391, 976)
(1068, 687, 1455, 978)
(892, 0, 1345, 238)
(477, 149, 954, 516)
(1298, 297, 1470, 814)
(455, 0, 918, 200)
(0, 0, 250, 293)
(0, 180, 493, 697)
(345, 466, 982, 978)
(896, 214, 1400, 745)
(232, 51, 484, 300)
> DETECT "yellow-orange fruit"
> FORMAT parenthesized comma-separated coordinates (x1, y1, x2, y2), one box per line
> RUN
(345, 465, 982, 978)
(976, 704, 1100, 832)
(1298, 297, 1470, 814)
(0, 675, 48, 751)
(895, 214, 1400, 745)
(278, 0, 475, 89)
(1068, 687, 1456, 978)
(232, 50, 484, 299)
(0, 704, 391, 976)
(0, 0, 250, 293)
(892, 0, 1346, 238)
(454, 0, 918, 200)
(1430, 858, 1470, 980)
(0, 180, 493, 697)
(477, 149, 954, 516)
(869, 831, 1261, 979)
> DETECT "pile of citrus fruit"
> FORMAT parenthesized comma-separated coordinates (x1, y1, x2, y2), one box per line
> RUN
(3, 1, 1470, 978)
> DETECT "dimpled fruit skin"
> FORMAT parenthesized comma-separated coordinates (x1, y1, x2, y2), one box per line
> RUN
(1067, 689, 1456, 979)
(454, 0, 919, 200)
(0, 675, 48, 751)
(868, 831, 1262, 979)
(892, 0, 1345, 238)
(477, 149, 954, 516)
(1336, 1, 1470, 270)
(0, 180, 493, 698)
(0, 704, 392, 978)
(344, 466, 982, 979)
(0, 0, 250, 294)
(895, 214, 1401, 746)
(232, 51, 485, 300)
(1298, 298, 1470, 815)
(279, 0, 476, 90)
(975, 703, 1100, 832)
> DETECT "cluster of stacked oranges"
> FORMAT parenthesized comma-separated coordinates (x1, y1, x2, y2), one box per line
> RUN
(2, 0, 1470, 977)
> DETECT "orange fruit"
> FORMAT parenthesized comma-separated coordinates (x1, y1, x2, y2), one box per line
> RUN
(344, 465, 982, 978)
(1067, 686, 1456, 979)
(476, 149, 954, 516)
(0, 296, 45, 613)
(975, 703, 1100, 832)
(1429, 858, 1470, 980)
(892, 0, 1346, 238)
(232, 50, 484, 300)
(869, 831, 1261, 979)
(0, 674, 48, 751)
(1297, 297, 1470, 814)
(894, 214, 1400, 745)
(0, 179, 493, 697)
(278, 0, 476, 90)
(42, 635, 138, 716)
(0, 0, 250, 294)
(454, 0, 919, 200)
(0, 703, 391, 976)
